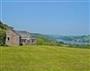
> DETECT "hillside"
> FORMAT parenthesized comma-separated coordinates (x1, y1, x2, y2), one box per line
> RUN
(32, 33, 60, 45)
(0, 21, 11, 30)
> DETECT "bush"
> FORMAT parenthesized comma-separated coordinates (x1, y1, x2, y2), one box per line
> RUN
(0, 29, 6, 45)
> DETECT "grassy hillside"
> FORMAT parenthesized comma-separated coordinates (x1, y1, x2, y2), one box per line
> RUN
(0, 45, 90, 71)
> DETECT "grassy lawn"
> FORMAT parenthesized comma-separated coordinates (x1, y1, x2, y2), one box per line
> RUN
(0, 45, 90, 71)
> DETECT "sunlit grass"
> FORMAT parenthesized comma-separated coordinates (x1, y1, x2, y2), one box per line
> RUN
(0, 45, 90, 71)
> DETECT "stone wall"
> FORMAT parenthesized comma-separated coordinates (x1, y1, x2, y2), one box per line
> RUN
(6, 29, 20, 46)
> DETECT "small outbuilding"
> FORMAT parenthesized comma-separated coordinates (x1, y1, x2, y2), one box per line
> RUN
(6, 29, 36, 46)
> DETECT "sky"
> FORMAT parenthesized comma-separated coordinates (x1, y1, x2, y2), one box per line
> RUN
(0, 0, 90, 35)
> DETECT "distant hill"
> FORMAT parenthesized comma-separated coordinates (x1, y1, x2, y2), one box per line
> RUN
(31, 33, 61, 45)
(50, 35, 90, 45)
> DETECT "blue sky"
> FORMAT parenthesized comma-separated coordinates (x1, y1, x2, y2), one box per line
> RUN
(0, 0, 90, 35)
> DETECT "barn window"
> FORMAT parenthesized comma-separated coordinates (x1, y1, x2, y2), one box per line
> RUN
(32, 39, 35, 43)
(21, 39, 26, 42)
(7, 37, 10, 41)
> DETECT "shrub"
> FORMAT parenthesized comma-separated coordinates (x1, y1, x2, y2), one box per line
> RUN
(0, 29, 6, 45)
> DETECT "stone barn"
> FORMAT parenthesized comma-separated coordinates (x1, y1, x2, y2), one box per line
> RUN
(6, 29, 36, 46)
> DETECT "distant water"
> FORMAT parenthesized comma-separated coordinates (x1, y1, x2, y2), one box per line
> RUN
(56, 39, 90, 45)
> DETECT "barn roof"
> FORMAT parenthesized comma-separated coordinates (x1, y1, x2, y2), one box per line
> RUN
(16, 31, 32, 38)
(8, 28, 35, 39)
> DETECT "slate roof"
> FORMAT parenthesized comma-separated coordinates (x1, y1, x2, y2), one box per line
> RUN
(16, 31, 32, 38)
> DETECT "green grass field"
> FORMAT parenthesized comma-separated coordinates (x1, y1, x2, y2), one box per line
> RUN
(0, 45, 90, 71)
